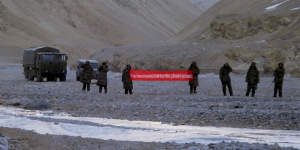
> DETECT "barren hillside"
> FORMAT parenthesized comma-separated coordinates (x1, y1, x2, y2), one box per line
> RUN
(189, 0, 221, 13)
(172, 0, 300, 75)
(174, 0, 300, 41)
(92, 0, 300, 76)
(0, 0, 201, 61)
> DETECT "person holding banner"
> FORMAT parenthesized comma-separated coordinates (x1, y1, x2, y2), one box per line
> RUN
(188, 62, 200, 94)
(122, 64, 133, 95)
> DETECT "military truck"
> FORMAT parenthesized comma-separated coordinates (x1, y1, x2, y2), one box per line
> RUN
(23, 46, 68, 82)
(75, 59, 99, 81)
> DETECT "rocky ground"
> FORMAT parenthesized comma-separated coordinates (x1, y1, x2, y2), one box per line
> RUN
(0, 64, 299, 130)
(0, 63, 299, 149)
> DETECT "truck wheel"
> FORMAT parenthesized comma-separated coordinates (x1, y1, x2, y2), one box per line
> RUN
(37, 74, 43, 82)
(29, 75, 34, 81)
(60, 75, 66, 82)
(24, 73, 28, 79)
(47, 76, 56, 82)
(24, 68, 28, 79)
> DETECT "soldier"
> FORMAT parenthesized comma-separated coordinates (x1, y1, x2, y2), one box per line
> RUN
(273, 63, 285, 98)
(122, 64, 133, 95)
(245, 62, 259, 97)
(97, 62, 109, 94)
(188, 62, 200, 94)
(219, 63, 233, 96)
(80, 61, 94, 92)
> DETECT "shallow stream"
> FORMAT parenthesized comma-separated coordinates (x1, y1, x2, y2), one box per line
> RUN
(0, 106, 299, 149)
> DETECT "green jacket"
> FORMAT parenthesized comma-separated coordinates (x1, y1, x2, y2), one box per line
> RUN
(189, 65, 200, 87)
(80, 64, 94, 83)
(122, 68, 133, 90)
(219, 65, 232, 83)
(273, 67, 285, 83)
(97, 64, 109, 86)
(246, 68, 259, 85)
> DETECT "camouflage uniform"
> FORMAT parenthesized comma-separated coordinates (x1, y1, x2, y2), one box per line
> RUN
(219, 63, 233, 96)
(122, 65, 133, 95)
(188, 62, 200, 94)
(245, 62, 259, 97)
(273, 63, 285, 97)
(97, 62, 109, 94)
(80, 62, 94, 91)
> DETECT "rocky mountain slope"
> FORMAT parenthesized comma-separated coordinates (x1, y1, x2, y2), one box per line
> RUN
(92, 0, 300, 76)
(172, 0, 300, 75)
(189, 0, 221, 13)
(0, 0, 201, 61)
(1, 0, 298, 75)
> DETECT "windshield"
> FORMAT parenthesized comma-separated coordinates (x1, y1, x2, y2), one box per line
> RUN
(42, 55, 66, 61)
(90, 63, 99, 69)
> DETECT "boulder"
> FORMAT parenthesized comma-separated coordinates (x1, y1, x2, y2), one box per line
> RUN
(210, 14, 294, 40)
(0, 134, 8, 150)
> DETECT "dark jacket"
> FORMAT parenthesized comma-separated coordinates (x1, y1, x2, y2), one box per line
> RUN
(80, 63, 94, 83)
(97, 64, 109, 86)
(122, 67, 133, 90)
(274, 67, 285, 83)
(246, 66, 259, 85)
(189, 64, 200, 87)
(219, 64, 232, 83)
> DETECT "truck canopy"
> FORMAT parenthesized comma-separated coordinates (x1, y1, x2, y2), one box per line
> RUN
(23, 46, 61, 65)
(25, 46, 60, 53)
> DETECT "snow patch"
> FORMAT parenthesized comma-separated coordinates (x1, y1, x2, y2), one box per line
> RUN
(291, 7, 300, 11)
(189, 0, 220, 11)
(265, 0, 289, 11)
(199, 73, 218, 79)
(256, 40, 266, 44)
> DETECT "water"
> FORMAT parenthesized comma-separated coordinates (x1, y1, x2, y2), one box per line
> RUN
(0, 106, 299, 148)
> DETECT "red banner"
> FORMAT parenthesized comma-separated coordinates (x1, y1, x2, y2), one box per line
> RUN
(130, 70, 193, 81)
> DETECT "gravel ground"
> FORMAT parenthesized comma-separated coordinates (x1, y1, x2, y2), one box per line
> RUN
(0, 127, 297, 150)
(0, 64, 299, 130)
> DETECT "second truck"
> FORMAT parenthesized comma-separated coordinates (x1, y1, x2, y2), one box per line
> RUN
(23, 46, 68, 82)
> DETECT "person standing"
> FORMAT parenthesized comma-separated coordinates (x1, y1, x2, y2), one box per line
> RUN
(219, 63, 233, 96)
(245, 62, 259, 97)
(188, 62, 200, 94)
(97, 62, 109, 94)
(122, 64, 133, 95)
(80, 61, 93, 92)
(273, 63, 285, 98)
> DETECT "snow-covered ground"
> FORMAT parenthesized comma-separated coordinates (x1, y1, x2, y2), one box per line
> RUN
(0, 106, 299, 148)
(291, 7, 300, 11)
